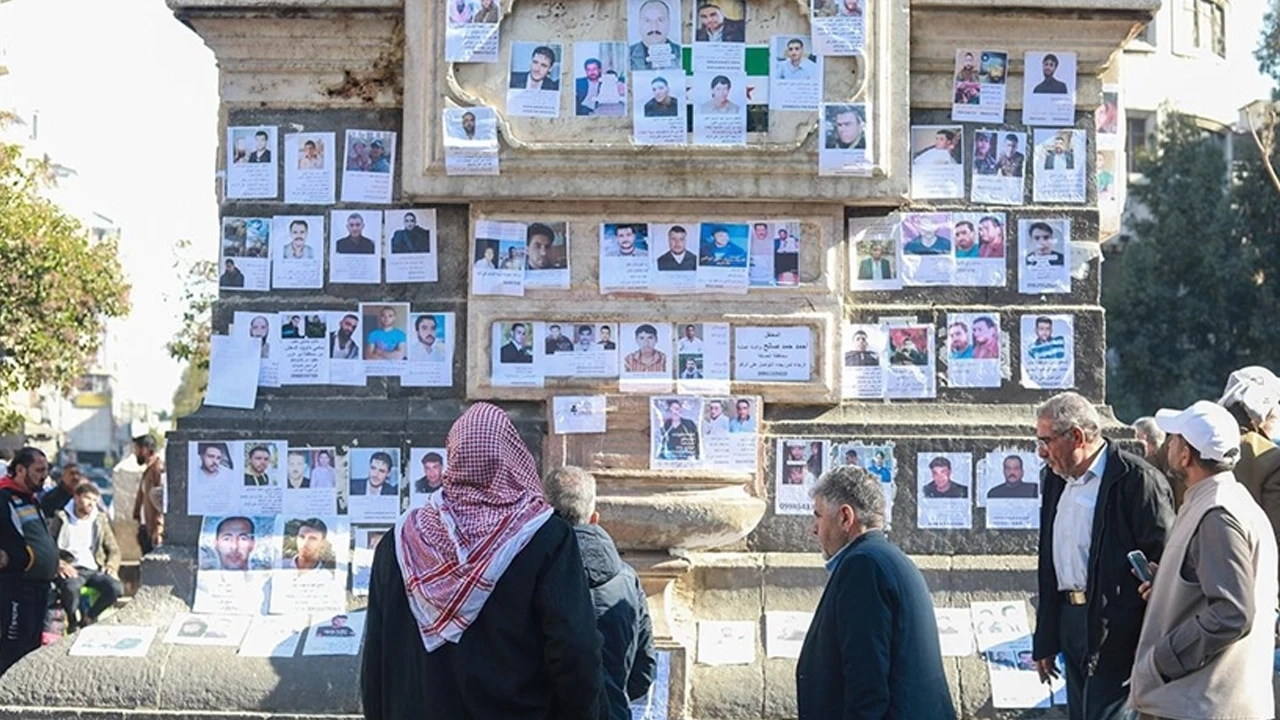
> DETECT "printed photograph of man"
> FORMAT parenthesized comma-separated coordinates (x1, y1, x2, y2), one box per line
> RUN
(525, 222, 567, 271)
(696, 2, 744, 41)
(544, 324, 575, 354)
(921, 456, 968, 498)
(574, 49, 627, 117)
(248, 315, 271, 359)
(822, 105, 866, 150)
(912, 127, 961, 165)
(656, 225, 697, 271)
(195, 443, 236, 483)
(888, 329, 928, 366)
(330, 314, 360, 360)
(679, 355, 703, 379)
(996, 133, 1025, 177)
(625, 323, 667, 373)
(597, 324, 617, 350)
(281, 518, 336, 571)
(655, 398, 700, 460)
(364, 305, 407, 361)
(248, 130, 272, 163)
(981, 52, 1007, 84)
(474, 0, 499, 23)
(603, 223, 649, 256)
(1024, 222, 1064, 266)
(630, 0, 682, 70)
(282, 314, 305, 339)
(867, 450, 892, 483)
(310, 449, 337, 488)
(972, 132, 998, 176)
(244, 444, 276, 487)
(977, 215, 1006, 258)
(775, 37, 818, 81)
(699, 224, 748, 266)
(986, 455, 1038, 499)
(510, 45, 561, 90)
(1042, 131, 1076, 171)
(219, 258, 245, 288)
(813, 0, 860, 17)
(285, 451, 311, 490)
(389, 212, 431, 254)
(298, 138, 324, 169)
(346, 139, 370, 172)
(499, 322, 534, 363)
(1027, 316, 1066, 360)
(410, 314, 448, 363)
(335, 213, 376, 255)
(703, 399, 730, 435)
(414, 452, 445, 494)
(349, 451, 398, 496)
(574, 325, 596, 351)
(772, 225, 799, 285)
(952, 219, 980, 259)
(460, 111, 479, 141)
(677, 324, 704, 354)
(729, 398, 755, 432)
(643, 76, 680, 117)
(699, 75, 740, 114)
(473, 239, 499, 269)
(971, 316, 999, 360)
(856, 240, 894, 280)
(1032, 53, 1067, 94)
(844, 329, 879, 367)
(901, 215, 951, 255)
(281, 219, 315, 259)
(209, 516, 257, 570)
(948, 321, 974, 360)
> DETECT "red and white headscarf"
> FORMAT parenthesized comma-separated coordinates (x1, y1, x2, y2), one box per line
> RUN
(394, 402, 552, 651)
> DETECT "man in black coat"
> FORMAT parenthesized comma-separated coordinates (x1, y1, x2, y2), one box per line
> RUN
(1030, 392, 1174, 720)
(542, 466, 657, 720)
(797, 465, 955, 720)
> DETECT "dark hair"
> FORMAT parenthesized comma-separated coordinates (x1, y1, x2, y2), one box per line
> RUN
(527, 222, 555, 244)
(954, 220, 974, 233)
(511, 322, 527, 333)
(1003, 455, 1024, 469)
(133, 435, 157, 452)
(423, 452, 443, 464)
(404, 212, 417, 222)
(651, 77, 669, 88)
(289, 219, 309, 232)
(1036, 316, 1053, 328)
(936, 129, 956, 141)
(708, 225, 728, 236)
(1043, 53, 1059, 65)
(669, 225, 687, 235)
(304, 140, 316, 148)
(853, 330, 867, 339)
(666, 399, 682, 408)
(980, 214, 1002, 227)
(216, 516, 255, 536)
(370, 451, 394, 470)
(928, 456, 952, 471)
(1005, 133, 1019, 144)
(462, 111, 476, 121)
(532, 45, 556, 64)
(297, 517, 328, 537)
(711, 75, 731, 89)
(583, 57, 601, 70)
(577, 325, 592, 335)
(1185, 442, 1238, 474)
(973, 316, 996, 330)
(74, 481, 100, 498)
(1029, 221, 1053, 237)
(247, 445, 270, 458)
(255, 130, 268, 140)
(787, 38, 804, 48)
(416, 314, 437, 331)
(635, 323, 658, 338)
(549, 324, 561, 332)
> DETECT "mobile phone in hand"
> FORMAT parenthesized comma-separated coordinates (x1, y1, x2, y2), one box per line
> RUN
(1127, 549, 1153, 583)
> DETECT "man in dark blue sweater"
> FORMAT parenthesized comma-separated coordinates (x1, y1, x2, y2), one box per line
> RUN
(797, 465, 955, 719)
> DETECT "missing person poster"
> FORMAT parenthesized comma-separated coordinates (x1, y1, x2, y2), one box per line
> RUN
(916, 452, 973, 529)
(951, 50, 1008, 124)
(226, 125, 278, 200)
(650, 396, 704, 469)
(1033, 128, 1087, 204)
(978, 449, 1042, 529)
(885, 323, 936, 399)
(775, 438, 829, 515)
(1021, 51, 1077, 127)
(384, 208, 439, 284)
(945, 312, 1001, 388)
(951, 211, 1007, 287)
(283, 132, 335, 205)
(971, 130, 1026, 206)
(1020, 314, 1074, 389)
(1017, 218, 1071, 295)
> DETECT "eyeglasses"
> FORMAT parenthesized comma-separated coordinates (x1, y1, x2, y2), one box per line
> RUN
(1035, 428, 1070, 449)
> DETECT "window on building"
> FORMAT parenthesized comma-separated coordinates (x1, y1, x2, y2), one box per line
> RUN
(1185, 0, 1226, 57)
(1126, 115, 1153, 173)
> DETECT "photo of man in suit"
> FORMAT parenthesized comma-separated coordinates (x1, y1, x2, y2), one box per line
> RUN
(857, 242, 893, 280)
(656, 225, 697, 271)
(1043, 134, 1075, 171)
(509, 45, 560, 90)
(695, 3, 744, 42)
(630, 0, 682, 70)
(499, 323, 534, 364)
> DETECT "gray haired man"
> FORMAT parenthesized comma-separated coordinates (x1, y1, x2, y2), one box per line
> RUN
(1031, 392, 1174, 720)
(542, 467, 656, 720)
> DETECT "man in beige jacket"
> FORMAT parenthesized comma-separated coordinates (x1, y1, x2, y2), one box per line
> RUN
(1129, 400, 1279, 720)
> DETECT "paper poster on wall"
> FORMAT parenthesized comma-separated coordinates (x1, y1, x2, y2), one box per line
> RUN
(600, 223, 651, 292)
(818, 103, 871, 176)
(194, 514, 275, 614)
(540, 322, 619, 378)
(1096, 84, 1120, 149)
(650, 396, 704, 469)
(340, 129, 395, 204)
(445, 0, 500, 63)
(164, 613, 252, 647)
(233, 312, 281, 388)
(473, 219, 527, 296)
(978, 450, 1042, 529)
(971, 130, 1025, 206)
(278, 312, 329, 385)
(329, 209, 383, 284)
(945, 313, 1001, 388)
(775, 438, 829, 515)
(491, 320, 544, 387)
(187, 441, 242, 516)
(701, 397, 758, 472)
(69, 626, 157, 658)
(809, 0, 864, 55)
(633, 72, 687, 146)
(734, 326, 812, 382)
(842, 324, 887, 399)
(384, 208, 438, 284)
(1033, 128, 1087, 204)
(283, 447, 340, 516)
(850, 217, 901, 291)
(271, 215, 324, 289)
(676, 322, 731, 395)
(302, 611, 367, 656)
(832, 441, 897, 529)
(347, 448, 402, 522)
(553, 395, 609, 434)
(620, 321, 674, 393)
(1098, 149, 1120, 213)
(240, 440, 286, 515)
(629, 650, 671, 719)
(269, 516, 349, 614)
(351, 526, 391, 596)
(697, 620, 756, 666)
(951, 212, 1006, 287)
(360, 302, 410, 377)
(697, 222, 750, 292)
(237, 614, 310, 657)
(1020, 314, 1074, 389)
(1021, 51, 1077, 127)
(226, 125, 277, 200)
(1017, 218, 1071, 294)
(917, 452, 972, 529)
(219, 217, 271, 292)
(764, 611, 813, 659)
(203, 337, 261, 411)
(770, 35, 822, 111)
(327, 311, 367, 386)
(910, 126, 964, 200)
(573, 42, 629, 117)
(899, 212, 955, 286)
(974, 602, 1048, 709)
(283, 132, 335, 205)
(629, 0, 683, 71)
(443, 106, 500, 176)
(692, 0, 745, 73)
(935, 607, 976, 656)
(649, 222, 699, 294)
(951, 50, 1008, 124)
(407, 447, 447, 507)
(747, 220, 801, 288)
(885, 323, 936, 399)
(522, 221, 570, 289)
(402, 311, 454, 387)
(507, 43, 564, 118)
(692, 74, 748, 146)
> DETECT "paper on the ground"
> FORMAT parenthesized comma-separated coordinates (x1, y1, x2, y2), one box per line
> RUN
(764, 611, 813, 658)
(204, 335, 261, 410)
(283, 132, 336, 204)
(163, 613, 252, 646)
(302, 610, 366, 656)
(553, 395, 608, 434)
(696, 620, 756, 666)
(934, 607, 975, 656)
(237, 613, 311, 658)
(69, 625, 157, 658)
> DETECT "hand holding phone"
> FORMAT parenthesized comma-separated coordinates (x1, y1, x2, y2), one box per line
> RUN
(1127, 549, 1154, 583)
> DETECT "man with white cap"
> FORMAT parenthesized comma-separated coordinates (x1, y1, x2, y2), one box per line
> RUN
(1217, 366, 1280, 574)
(1129, 400, 1278, 720)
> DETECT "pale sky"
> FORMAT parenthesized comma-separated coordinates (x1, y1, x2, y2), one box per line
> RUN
(0, 0, 218, 414)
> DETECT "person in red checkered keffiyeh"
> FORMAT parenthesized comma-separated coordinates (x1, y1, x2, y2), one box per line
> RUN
(361, 402, 604, 720)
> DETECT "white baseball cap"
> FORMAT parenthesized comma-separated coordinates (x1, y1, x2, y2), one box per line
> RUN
(1155, 400, 1242, 462)
(1217, 366, 1280, 425)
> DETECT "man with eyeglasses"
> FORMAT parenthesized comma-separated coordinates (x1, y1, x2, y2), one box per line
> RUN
(1030, 392, 1174, 720)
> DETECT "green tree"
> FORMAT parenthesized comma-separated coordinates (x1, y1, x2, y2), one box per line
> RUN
(1106, 114, 1280, 421)
(0, 139, 131, 433)
(167, 238, 215, 418)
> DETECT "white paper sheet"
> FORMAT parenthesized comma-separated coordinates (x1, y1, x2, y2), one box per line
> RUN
(237, 614, 310, 658)
(818, 103, 872, 176)
(1017, 218, 1071, 294)
(302, 611, 366, 656)
(600, 223, 652, 293)
(340, 129, 395, 204)
(226, 126, 278, 200)
(360, 302, 410, 377)
(951, 50, 1008, 124)
(701, 397, 758, 473)
(632, 71, 688, 146)
(884, 323, 936, 399)
(219, 217, 271, 292)
(650, 396, 704, 469)
(283, 447, 340, 516)
(692, 74, 748, 146)
(507, 43, 564, 118)
(945, 312, 1001, 388)
(346, 448, 402, 522)
(445, 0, 500, 62)
(910, 126, 965, 200)
(384, 208, 439, 284)
(916, 452, 973, 529)
(935, 607, 976, 657)
(491, 320, 544, 387)
(351, 526, 392, 596)
(443, 106, 500, 175)
(472, 219, 526, 296)
(899, 212, 956, 286)
(278, 312, 329, 385)
(764, 611, 813, 659)
(733, 326, 812, 383)
(1033, 128, 1087, 204)
(676, 322, 731, 395)
(628, 0, 684, 71)
(971, 130, 1026, 205)
(271, 215, 325, 289)
(402, 311, 455, 387)
(951, 211, 1007, 287)
(406, 448, 448, 508)
(697, 223, 750, 293)
(978, 450, 1042, 529)
(553, 395, 609, 434)
(329, 209, 383, 284)
(204, 335, 261, 410)
(269, 516, 349, 614)
(775, 438, 829, 515)
(1021, 51, 1077, 127)
(619, 321, 674, 393)
(810, 0, 864, 56)
(69, 625, 157, 658)
(163, 613, 252, 646)
(696, 620, 756, 666)
(841, 324, 887, 399)
(283, 132, 336, 204)
(1020, 314, 1074, 389)
(769, 36, 822, 111)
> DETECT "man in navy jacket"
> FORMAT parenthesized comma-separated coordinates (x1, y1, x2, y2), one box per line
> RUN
(797, 465, 955, 719)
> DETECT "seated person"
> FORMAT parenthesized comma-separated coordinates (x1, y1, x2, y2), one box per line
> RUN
(48, 483, 124, 629)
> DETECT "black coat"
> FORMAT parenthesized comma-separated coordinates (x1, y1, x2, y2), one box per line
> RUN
(1032, 444, 1174, 665)
(361, 515, 603, 720)
(574, 524, 656, 720)
(796, 531, 954, 720)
